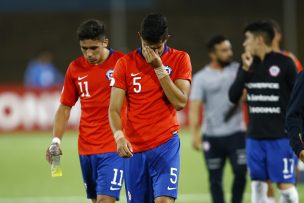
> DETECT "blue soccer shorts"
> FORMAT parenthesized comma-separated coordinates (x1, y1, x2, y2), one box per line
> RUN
(79, 152, 124, 200)
(246, 137, 297, 183)
(124, 134, 180, 203)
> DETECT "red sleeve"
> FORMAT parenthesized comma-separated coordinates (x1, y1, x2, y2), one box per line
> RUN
(174, 52, 192, 83)
(60, 65, 78, 106)
(113, 58, 127, 90)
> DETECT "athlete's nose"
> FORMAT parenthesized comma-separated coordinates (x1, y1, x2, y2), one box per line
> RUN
(86, 49, 94, 57)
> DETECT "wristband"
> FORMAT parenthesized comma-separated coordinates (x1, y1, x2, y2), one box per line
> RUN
(154, 65, 169, 79)
(114, 130, 124, 142)
(51, 137, 61, 145)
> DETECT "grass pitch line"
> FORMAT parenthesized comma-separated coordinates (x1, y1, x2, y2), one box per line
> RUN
(0, 193, 251, 203)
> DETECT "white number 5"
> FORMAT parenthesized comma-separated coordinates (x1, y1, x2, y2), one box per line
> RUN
(133, 77, 141, 93)
(170, 167, 178, 184)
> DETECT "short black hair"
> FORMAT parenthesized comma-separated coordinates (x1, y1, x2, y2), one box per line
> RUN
(77, 19, 106, 41)
(243, 20, 275, 46)
(207, 35, 228, 52)
(140, 13, 168, 44)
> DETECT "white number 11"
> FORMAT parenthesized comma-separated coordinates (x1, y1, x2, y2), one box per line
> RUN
(78, 81, 90, 97)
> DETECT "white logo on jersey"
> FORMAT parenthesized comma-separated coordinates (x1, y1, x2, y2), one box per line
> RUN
(167, 186, 177, 190)
(78, 75, 88, 80)
(203, 141, 210, 152)
(269, 66, 280, 77)
(106, 69, 114, 80)
(131, 72, 142, 77)
(164, 66, 172, 75)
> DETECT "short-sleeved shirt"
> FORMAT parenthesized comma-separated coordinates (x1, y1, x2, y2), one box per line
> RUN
(113, 46, 192, 152)
(190, 62, 245, 136)
(60, 49, 125, 155)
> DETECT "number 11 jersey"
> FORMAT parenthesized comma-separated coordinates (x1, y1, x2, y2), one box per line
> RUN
(60, 49, 125, 155)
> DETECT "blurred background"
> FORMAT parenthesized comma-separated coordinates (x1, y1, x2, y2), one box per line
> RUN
(0, 0, 303, 202)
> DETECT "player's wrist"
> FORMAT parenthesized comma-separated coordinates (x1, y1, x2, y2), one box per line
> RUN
(114, 130, 125, 142)
(51, 137, 61, 145)
(154, 65, 169, 79)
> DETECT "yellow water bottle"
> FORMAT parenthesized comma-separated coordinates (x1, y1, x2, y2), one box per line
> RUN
(51, 154, 63, 177)
(49, 139, 63, 177)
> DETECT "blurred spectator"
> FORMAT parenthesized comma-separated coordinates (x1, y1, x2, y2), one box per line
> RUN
(229, 20, 299, 203)
(269, 19, 302, 72)
(189, 35, 247, 203)
(24, 50, 63, 88)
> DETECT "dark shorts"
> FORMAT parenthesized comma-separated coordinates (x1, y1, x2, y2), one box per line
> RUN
(124, 135, 180, 203)
(79, 152, 124, 200)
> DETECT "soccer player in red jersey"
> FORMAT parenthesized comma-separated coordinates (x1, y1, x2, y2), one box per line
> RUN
(45, 19, 125, 203)
(109, 13, 192, 203)
(270, 19, 303, 72)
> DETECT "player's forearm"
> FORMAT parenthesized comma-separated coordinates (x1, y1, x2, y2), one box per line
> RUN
(52, 104, 71, 140)
(109, 109, 123, 133)
(108, 87, 125, 134)
(229, 68, 247, 104)
(157, 76, 188, 110)
(189, 103, 201, 138)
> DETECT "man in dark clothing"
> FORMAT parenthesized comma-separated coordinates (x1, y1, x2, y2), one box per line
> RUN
(229, 20, 299, 203)
(286, 71, 304, 162)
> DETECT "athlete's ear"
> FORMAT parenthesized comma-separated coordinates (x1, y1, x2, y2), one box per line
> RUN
(103, 38, 109, 48)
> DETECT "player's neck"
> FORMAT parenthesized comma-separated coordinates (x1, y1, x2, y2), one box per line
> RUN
(257, 46, 272, 61)
(98, 49, 110, 64)
(272, 43, 281, 52)
(209, 62, 223, 70)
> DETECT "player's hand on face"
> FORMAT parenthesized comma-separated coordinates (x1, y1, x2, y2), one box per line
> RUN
(116, 136, 133, 158)
(241, 51, 253, 72)
(191, 135, 202, 151)
(45, 143, 62, 164)
(300, 150, 304, 163)
(140, 38, 163, 68)
(142, 46, 163, 68)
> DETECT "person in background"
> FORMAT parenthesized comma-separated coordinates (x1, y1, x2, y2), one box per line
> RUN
(189, 35, 247, 203)
(266, 19, 303, 203)
(269, 19, 302, 72)
(229, 20, 299, 203)
(24, 49, 63, 88)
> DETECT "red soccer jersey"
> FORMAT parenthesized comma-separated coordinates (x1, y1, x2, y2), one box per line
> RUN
(281, 51, 303, 72)
(60, 49, 124, 155)
(113, 46, 192, 152)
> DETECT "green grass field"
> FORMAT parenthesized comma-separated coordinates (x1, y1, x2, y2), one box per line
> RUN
(0, 130, 303, 203)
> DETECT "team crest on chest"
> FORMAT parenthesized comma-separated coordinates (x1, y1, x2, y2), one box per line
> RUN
(269, 65, 280, 77)
(106, 69, 114, 80)
(164, 65, 173, 75)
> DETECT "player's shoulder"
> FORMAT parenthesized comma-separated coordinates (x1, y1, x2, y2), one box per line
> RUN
(193, 65, 210, 81)
(226, 61, 240, 72)
(272, 52, 296, 73)
(110, 49, 125, 59)
(168, 47, 190, 59)
(117, 49, 141, 63)
(67, 56, 86, 71)
(272, 51, 294, 64)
